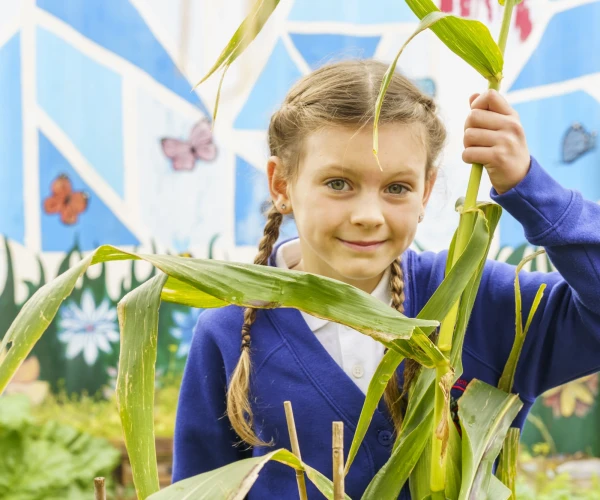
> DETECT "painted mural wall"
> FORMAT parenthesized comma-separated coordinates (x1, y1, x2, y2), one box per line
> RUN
(0, 0, 598, 453)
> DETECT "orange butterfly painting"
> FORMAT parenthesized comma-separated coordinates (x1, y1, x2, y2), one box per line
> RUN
(43, 174, 89, 225)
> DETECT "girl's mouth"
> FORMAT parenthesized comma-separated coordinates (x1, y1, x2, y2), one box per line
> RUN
(338, 239, 386, 252)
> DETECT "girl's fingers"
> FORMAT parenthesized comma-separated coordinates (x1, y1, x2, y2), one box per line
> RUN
(464, 108, 509, 131)
(470, 89, 514, 116)
(463, 128, 499, 148)
(469, 93, 480, 107)
(462, 146, 495, 166)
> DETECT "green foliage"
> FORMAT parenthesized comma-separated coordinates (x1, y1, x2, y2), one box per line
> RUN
(517, 465, 600, 500)
(457, 380, 522, 499)
(404, 0, 504, 84)
(0, 394, 120, 499)
(32, 372, 182, 441)
(149, 449, 348, 500)
(117, 274, 168, 498)
(193, 0, 281, 122)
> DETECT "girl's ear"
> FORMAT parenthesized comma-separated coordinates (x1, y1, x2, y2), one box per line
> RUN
(267, 156, 292, 213)
(421, 168, 438, 211)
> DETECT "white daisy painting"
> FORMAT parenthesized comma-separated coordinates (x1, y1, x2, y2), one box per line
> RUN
(58, 289, 119, 366)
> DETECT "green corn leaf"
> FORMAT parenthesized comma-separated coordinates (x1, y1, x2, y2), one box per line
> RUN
(450, 203, 503, 373)
(445, 418, 463, 499)
(409, 421, 462, 500)
(161, 275, 228, 308)
(345, 349, 405, 476)
(458, 380, 523, 500)
(374, 11, 451, 162)
(148, 448, 350, 500)
(496, 428, 520, 499)
(497, 249, 547, 393)
(0, 254, 94, 394)
(192, 0, 279, 122)
(1, 245, 439, 397)
(487, 475, 513, 500)
(116, 273, 169, 499)
(193, 0, 280, 89)
(362, 379, 435, 499)
(362, 206, 499, 500)
(409, 436, 431, 500)
(405, 0, 503, 83)
(137, 253, 439, 339)
(346, 207, 491, 476)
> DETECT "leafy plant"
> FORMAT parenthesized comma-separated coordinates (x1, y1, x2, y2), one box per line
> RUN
(32, 371, 182, 441)
(0, 394, 121, 499)
(0, 0, 551, 499)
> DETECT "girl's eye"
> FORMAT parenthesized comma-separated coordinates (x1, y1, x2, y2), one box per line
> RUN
(386, 184, 408, 195)
(327, 179, 349, 191)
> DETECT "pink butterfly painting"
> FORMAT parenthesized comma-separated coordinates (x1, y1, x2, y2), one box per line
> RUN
(161, 119, 217, 171)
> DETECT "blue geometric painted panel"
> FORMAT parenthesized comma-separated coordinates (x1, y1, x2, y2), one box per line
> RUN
(37, 28, 125, 197)
(499, 91, 600, 247)
(234, 39, 303, 131)
(235, 156, 297, 246)
(510, 2, 600, 91)
(39, 132, 139, 252)
(414, 77, 436, 97)
(290, 33, 381, 70)
(288, 0, 415, 23)
(0, 33, 24, 244)
(36, 0, 207, 113)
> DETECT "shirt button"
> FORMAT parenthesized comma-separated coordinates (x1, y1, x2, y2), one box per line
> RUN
(351, 364, 364, 379)
(378, 430, 393, 447)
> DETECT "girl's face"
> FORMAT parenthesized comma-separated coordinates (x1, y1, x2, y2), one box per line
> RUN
(268, 122, 436, 293)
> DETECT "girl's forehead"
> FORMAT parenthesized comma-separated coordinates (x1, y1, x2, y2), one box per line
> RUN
(299, 123, 428, 177)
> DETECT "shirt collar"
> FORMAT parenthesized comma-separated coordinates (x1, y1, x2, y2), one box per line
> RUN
(273, 238, 393, 331)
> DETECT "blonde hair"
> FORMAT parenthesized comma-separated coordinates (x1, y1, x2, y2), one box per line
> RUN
(227, 59, 446, 445)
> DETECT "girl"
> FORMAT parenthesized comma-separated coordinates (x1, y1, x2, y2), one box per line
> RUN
(172, 60, 600, 499)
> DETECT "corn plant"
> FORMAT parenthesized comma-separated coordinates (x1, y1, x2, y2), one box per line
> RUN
(0, 0, 547, 498)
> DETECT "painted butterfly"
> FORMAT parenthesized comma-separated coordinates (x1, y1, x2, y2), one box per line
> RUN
(43, 174, 89, 225)
(562, 122, 597, 163)
(161, 119, 217, 171)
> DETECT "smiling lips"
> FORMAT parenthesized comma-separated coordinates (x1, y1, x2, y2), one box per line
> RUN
(338, 239, 386, 252)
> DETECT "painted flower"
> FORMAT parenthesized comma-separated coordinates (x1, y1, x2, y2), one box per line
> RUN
(169, 308, 203, 358)
(58, 290, 119, 366)
(542, 374, 598, 418)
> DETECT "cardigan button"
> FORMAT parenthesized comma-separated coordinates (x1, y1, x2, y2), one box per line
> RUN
(377, 430, 393, 447)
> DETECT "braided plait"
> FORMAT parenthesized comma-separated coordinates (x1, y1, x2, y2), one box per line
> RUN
(383, 258, 408, 435)
(226, 204, 283, 446)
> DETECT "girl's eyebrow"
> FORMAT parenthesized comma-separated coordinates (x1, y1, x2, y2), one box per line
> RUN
(320, 163, 420, 180)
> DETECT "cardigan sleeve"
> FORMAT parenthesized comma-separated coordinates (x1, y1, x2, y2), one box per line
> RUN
(171, 312, 251, 483)
(464, 156, 600, 399)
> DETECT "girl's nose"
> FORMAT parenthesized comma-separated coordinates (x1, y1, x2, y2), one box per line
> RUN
(349, 198, 385, 228)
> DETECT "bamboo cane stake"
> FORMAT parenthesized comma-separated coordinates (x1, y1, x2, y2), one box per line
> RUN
(284, 401, 308, 500)
(332, 422, 344, 500)
(94, 477, 106, 500)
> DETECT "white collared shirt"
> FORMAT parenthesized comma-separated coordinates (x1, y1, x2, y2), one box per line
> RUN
(275, 239, 391, 394)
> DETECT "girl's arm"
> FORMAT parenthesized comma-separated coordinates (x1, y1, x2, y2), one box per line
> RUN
(459, 90, 600, 399)
(172, 312, 251, 483)
(475, 156, 600, 398)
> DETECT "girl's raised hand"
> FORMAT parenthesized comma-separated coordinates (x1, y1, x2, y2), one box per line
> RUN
(462, 89, 531, 194)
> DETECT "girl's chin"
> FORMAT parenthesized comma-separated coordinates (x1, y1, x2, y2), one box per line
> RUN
(329, 260, 390, 282)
